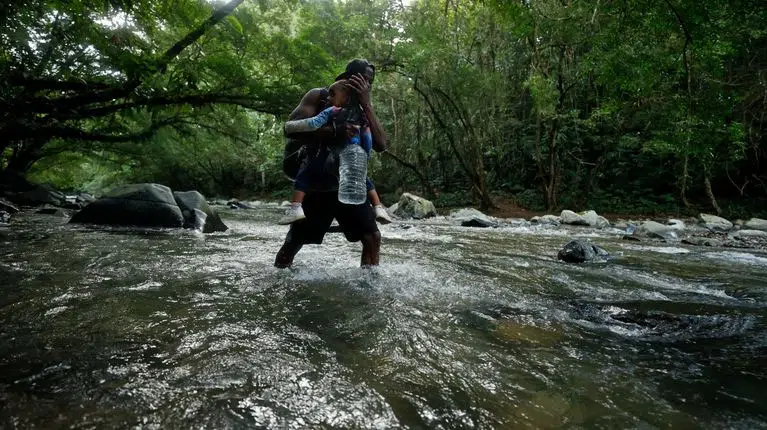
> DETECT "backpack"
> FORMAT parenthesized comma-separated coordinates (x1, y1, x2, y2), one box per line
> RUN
(282, 88, 330, 180)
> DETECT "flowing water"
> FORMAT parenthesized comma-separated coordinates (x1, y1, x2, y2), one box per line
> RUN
(1, 205, 767, 429)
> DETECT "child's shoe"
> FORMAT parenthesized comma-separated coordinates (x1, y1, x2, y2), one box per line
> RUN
(374, 205, 393, 224)
(278, 203, 306, 224)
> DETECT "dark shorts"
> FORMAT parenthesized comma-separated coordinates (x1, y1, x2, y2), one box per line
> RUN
(286, 191, 378, 245)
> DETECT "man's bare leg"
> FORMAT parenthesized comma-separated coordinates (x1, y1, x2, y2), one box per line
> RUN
(360, 231, 381, 266)
(275, 239, 303, 268)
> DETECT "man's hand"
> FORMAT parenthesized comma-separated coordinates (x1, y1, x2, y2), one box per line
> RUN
(347, 73, 371, 108)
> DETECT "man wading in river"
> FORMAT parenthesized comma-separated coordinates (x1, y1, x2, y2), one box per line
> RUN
(274, 59, 387, 268)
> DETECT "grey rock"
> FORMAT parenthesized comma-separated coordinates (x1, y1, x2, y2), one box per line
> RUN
(634, 221, 679, 241)
(560, 210, 609, 228)
(557, 240, 610, 263)
(174, 190, 228, 233)
(227, 199, 254, 209)
(70, 183, 184, 228)
(560, 210, 589, 226)
(667, 219, 686, 230)
(0, 198, 20, 214)
(36, 205, 68, 217)
(698, 213, 733, 232)
(532, 214, 561, 225)
(451, 208, 499, 228)
(682, 237, 723, 247)
(0, 211, 10, 223)
(744, 218, 767, 232)
(622, 235, 641, 242)
(18, 187, 66, 207)
(392, 193, 436, 219)
(731, 229, 767, 239)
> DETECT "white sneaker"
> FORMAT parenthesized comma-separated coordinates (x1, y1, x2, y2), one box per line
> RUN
(278, 204, 306, 224)
(375, 205, 393, 224)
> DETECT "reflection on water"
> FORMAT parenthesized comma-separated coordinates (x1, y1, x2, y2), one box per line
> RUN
(1, 208, 767, 428)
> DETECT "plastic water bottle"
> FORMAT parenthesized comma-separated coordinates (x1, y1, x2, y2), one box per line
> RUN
(338, 142, 368, 205)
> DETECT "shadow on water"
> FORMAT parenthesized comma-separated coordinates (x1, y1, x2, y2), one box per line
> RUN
(2, 208, 767, 428)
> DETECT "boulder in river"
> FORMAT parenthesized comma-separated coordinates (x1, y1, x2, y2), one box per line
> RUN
(0, 197, 20, 214)
(173, 191, 228, 233)
(70, 183, 184, 228)
(667, 219, 686, 230)
(560, 210, 609, 228)
(557, 240, 610, 263)
(744, 218, 767, 232)
(731, 229, 767, 239)
(392, 193, 436, 220)
(531, 214, 560, 225)
(0, 211, 10, 223)
(698, 213, 733, 232)
(682, 237, 723, 247)
(634, 221, 679, 241)
(451, 208, 499, 228)
(36, 205, 68, 217)
(227, 199, 253, 210)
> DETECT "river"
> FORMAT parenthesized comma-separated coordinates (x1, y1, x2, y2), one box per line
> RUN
(1, 205, 766, 428)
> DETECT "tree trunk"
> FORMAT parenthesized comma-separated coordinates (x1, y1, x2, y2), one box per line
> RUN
(704, 169, 721, 215)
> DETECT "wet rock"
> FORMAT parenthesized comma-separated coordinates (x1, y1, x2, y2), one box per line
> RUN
(731, 229, 767, 239)
(36, 205, 68, 217)
(698, 213, 733, 232)
(451, 208, 499, 228)
(744, 218, 767, 232)
(667, 219, 686, 230)
(227, 199, 253, 210)
(392, 193, 436, 220)
(682, 237, 723, 247)
(76, 193, 96, 205)
(560, 210, 609, 228)
(635, 221, 679, 241)
(16, 187, 67, 207)
(622, 235, 641, 242)
(0, 197, 20, 214)
(531, 214, 560, 225)
(0, 211, 10, 223)
(173, 190, 228, 233)
(388, 202, 399, 215)
(557, 240, 610, 263)
(70, 183, 184, 228)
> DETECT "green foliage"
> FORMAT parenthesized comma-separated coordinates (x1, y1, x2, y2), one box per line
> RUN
(3, 0, 765, 219)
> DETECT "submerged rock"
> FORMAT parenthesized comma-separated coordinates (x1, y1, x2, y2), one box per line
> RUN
(451, 208, 499, 228)
(698, 213, 733, 232)
(557, 240, 610, 263)
(70, 183, 184, 228)
(392, 193, 436, 220)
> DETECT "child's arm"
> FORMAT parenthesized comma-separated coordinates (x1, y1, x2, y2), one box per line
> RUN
(360, 126, 373, 156)
(284, 106, 340, 135)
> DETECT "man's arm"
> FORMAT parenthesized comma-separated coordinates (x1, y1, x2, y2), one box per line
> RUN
(284, 88, 335, 139)
(347, 74, 387, 152)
